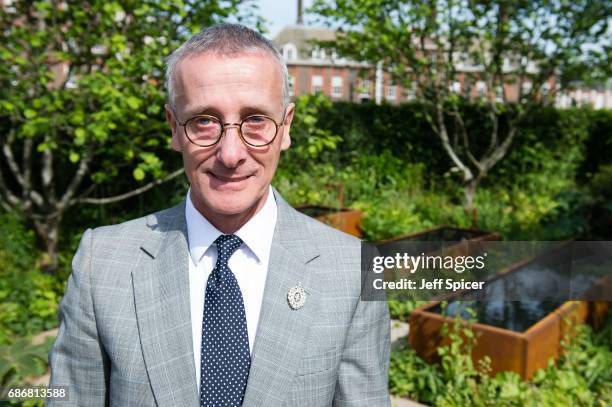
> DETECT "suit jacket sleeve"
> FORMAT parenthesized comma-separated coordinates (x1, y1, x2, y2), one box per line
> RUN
(46, 229, 110, 406)
(333, 245, 391, 406)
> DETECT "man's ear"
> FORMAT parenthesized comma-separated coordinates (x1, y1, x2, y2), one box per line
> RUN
(165, 104, 181, 151)
(280, 102, 295, 151)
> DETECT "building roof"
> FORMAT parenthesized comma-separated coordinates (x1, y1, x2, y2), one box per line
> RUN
(273, 25, 337, 57)
(273, 25, 369, 68)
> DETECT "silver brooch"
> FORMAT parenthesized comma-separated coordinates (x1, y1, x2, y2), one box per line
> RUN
(287, 282, 306, 310)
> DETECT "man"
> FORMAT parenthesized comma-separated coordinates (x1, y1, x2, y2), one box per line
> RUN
(47, 23, 390, 406)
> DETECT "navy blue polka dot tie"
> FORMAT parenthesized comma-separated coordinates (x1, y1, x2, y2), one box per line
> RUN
(200, 234, 250, 407)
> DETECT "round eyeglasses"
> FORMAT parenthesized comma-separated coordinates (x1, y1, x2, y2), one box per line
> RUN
(177, 113, 285, 148)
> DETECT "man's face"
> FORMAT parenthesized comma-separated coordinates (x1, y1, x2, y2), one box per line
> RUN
(166, 51, 294, 230)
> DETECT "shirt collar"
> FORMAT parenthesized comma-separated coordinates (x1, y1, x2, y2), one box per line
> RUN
(185, 186, 277, 266)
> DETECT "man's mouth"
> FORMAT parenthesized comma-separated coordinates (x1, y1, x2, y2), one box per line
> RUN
(208, 171, 252, 182)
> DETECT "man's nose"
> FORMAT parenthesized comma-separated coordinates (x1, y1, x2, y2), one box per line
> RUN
(215, 124, 247, 168)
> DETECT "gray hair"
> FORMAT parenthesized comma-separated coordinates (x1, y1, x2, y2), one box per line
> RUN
(164, 23, 289, 111)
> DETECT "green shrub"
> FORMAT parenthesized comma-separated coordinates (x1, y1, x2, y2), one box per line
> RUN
(387, 300, 426, 321)
(390, 308, 612, 406)
(0, 213, 62, 344)
(0, 270, 62, 344)
(286, 97, 605, 187)
(359, 187, 471, 241)
(390, 342, 444, 404)
(274, 164, 341, 207)
(581, 108, 612, 178)
(0, 212, 36, 272)
(590, 165, 612, 204)
(0, 336, 55, 388)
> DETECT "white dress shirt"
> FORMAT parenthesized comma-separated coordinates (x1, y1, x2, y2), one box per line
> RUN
(185, 187, 277, 394)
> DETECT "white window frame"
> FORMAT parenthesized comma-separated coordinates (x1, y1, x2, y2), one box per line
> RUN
(386, 83, 396, 100)
(310, 47, 325, 60)
(360, 78, 371, 96)
(283, 43, 297, 61)
(476, 81, 487, 97)
(331, 76, 343, 97)
(451, 81, 461, 93)
(495, 85, 504, 102)
(407, 82, 416, 100)
(288, 75, 295, 96)
(311, 75, 323, 93)
(522, 81, 532, 95)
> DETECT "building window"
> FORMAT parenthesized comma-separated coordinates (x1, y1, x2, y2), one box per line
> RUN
(451, 81, 461, 93)
(288, 75, 295, 96)
(358, 78, 371, 102)
(310, 47, 325, 60)
(406, 82, 416, 100)
(521, 81, 532, 97)
(495, 85, 504, 102)
(386, 82, 396, 100)
(3, 0, 16, 12)
(331, 76, 343, 97)
(464, 79, 473, 98)
(311, 75, 323, 93)
(283, 43, 297, 61)
(360, 78, 370, 95)
(476, 81, 487, 97)
(594, 93, 604, 109)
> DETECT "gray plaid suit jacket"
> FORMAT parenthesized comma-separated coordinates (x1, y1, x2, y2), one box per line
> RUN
(46, 189, 390, 406)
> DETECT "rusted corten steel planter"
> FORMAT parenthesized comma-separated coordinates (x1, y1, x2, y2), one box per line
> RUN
(295, 205, 363, 238)
(581, 276, 612, 330)
(408, 246, 610, 380)
(409, 300, 596, 380)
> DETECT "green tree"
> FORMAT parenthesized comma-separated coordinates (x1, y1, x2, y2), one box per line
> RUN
(0, 0, 262, 271)
(311, 0, 609, 208)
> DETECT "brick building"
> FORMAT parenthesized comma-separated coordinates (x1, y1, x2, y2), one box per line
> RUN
(272, 24, 611, 109)
(272, 25, 391, 104)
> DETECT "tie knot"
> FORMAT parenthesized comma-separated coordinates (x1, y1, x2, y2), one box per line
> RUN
(214, 234, 243, 261)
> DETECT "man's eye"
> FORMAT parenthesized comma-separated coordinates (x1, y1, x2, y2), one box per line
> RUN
(245, 116, 266, 123)
(196, 117, 214, 126)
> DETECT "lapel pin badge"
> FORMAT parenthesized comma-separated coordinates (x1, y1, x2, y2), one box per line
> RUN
(287, 282, 306, 310)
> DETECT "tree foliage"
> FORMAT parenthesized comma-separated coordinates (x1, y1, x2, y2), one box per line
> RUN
(0, 0, 261, 270)
(310, 0, 609, 208)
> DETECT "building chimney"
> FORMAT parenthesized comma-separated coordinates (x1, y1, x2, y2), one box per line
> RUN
(297, 0, 303, 25)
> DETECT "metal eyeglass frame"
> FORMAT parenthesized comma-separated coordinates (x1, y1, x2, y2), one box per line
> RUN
(175, 107, 287, 148)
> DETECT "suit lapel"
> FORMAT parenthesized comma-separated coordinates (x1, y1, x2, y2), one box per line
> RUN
(242, 190, 321, 405)
(132, 203, 200, 406)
